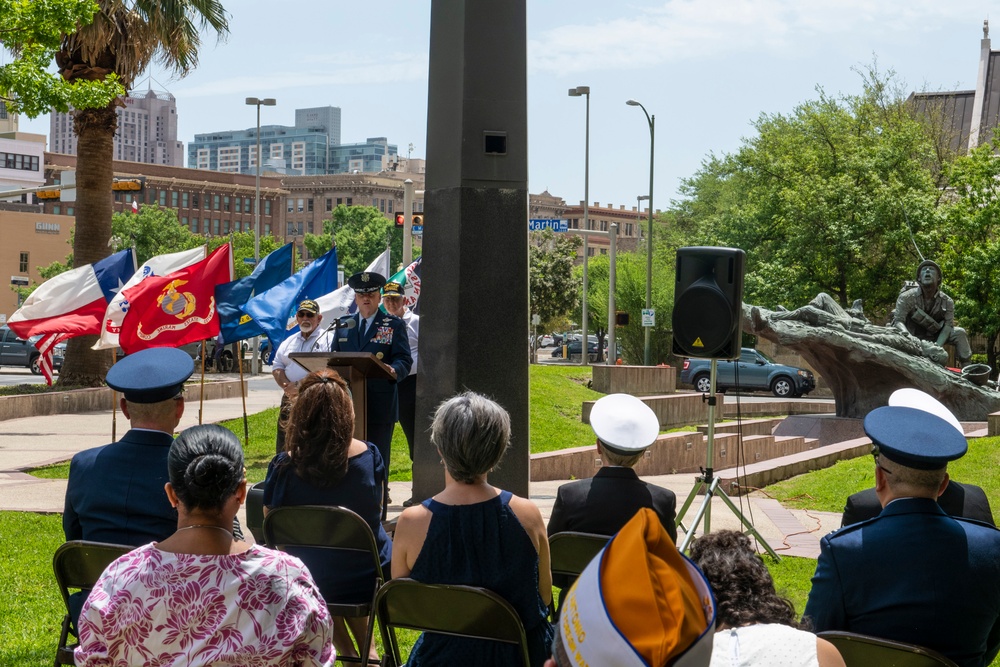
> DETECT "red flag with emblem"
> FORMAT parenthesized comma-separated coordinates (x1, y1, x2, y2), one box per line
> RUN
(118, 245, 233, 354)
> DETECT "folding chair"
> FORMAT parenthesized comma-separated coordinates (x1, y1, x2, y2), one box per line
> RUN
(263, 505, 384, 667)
(548, 531, 609, 617)
(52, 540, 133, 666)
(374, 578, 531, 667)
(244, 480, 266, 543)
(818, 631, 960, 667)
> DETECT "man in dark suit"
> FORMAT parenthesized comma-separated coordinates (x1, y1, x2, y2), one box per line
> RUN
(547, 393, 676, 590)
(805, 406, 1000, 667)
(331, 271, 411, 509)
(842, 480, 994, 527)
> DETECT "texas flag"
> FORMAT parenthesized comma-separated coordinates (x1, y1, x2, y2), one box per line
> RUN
(118, 244, 233, 354)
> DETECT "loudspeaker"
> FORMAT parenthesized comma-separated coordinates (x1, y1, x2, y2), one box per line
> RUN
(672, 247, 745, 359)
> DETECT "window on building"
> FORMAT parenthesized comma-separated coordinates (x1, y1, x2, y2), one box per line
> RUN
(297, 198, 304, 213)
(182, 192, 189, 208)
(192, 194, 200, 209)
(181, 217, 188, 228)
(287, 199, 294, 213)
(19, 252, 28, 273)
(307, 198, 313, 212)
(204, 218, 211, 234)
(286, 222, 296, 235)
(265, 223, 271, 235)
(66, 207, 73, 216)
(223, 220, 230, 234)
(600, 220, 608, 231)
(308, 221, 314, 233)
(171, 191, 179, 208)
(235, 198, 242, 213)
(265, 200, 271, 215)
(213, 219, 220, 235)
(388, 199, 393, 213)
(346, 197, 352, 206)
(336, 198, 343, 206)
(600, 248, 607, 255)
(625, 223, 633, 236)
(326, 198, 332, 212)
(53, 206, 61, 215)
(125, 194, 132, 203)
(114, 191, 121, 202)
(588, 247, 595, 257)
(244, 197, 251, 212)
(159, 190, 167, 206)
(213, 195, 220, 211)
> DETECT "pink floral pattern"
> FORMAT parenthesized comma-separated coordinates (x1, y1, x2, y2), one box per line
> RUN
(75, 543, 335, 667)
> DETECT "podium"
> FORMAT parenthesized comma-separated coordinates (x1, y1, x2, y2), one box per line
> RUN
(289, 352, 396, 441)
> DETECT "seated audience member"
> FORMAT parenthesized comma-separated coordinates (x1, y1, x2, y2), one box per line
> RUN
(546, 508, 715, 667)
(75, 424, 334, 667)
(690, 530, 845, 667)
(64, 347, 194, 546)
(547, 393, 676, 542)
(805, 406, 1000, 667)
(841, 388, 993, 527)
(392, 392, 553, 666)
(263, 369, 391, 663)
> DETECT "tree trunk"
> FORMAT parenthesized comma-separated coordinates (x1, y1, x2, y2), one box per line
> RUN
(57, 104, 118, 387)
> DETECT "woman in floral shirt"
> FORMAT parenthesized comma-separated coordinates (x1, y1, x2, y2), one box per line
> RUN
(75, 424, 335, 666)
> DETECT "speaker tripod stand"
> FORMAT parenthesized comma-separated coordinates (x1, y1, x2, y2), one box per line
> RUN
(675, 358, 780, 559)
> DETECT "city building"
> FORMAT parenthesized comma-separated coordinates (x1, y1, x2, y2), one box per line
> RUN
(0, 99, 18, 134)
(329, 137, 399, 174)
(49, 86, 184, 166)
(0, 132, 45, 201)
(188, 105, 343, 176)
(529, 192, 648, 259)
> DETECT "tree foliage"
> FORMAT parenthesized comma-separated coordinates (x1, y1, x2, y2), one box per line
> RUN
(304, 205, 405, 275)
(529, 230, 582, 334)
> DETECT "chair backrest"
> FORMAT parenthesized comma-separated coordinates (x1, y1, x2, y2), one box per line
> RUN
(548, 531, 609, 582)
(262, 505, 384, 575)
(53, 540, 133, 608)
(374, 578, 531, 667)
(818, 631, 960, 667)
(244, 480, 266, 543)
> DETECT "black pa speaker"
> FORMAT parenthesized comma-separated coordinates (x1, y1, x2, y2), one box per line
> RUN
(672, 247, 745, 359)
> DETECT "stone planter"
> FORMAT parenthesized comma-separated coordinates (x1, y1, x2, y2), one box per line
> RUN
(591, 364, 676, 395)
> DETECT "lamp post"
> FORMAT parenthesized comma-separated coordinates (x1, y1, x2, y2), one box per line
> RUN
(245, 96, 275, 376)
(627, 99, 654, 365)
(569, 86, 590, 365)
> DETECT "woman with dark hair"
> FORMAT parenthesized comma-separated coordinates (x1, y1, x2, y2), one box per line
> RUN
(75, 424, 334, 666)
(392, 391, 553, 666)
(263, 369, 391, 663)
(689, 530, 844, 667)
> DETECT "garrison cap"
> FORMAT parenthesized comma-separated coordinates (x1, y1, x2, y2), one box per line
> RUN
(591, 393, 660, 455)
(348, 271, 386, 293)
(106, 347, 193, 403)
(864, 405, 967, 470)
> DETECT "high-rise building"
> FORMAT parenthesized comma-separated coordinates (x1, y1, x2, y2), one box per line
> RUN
(329, 137, 398, 174)
(0, 99, 18, 134)
(48, 86, 183, 166)
(188, 106, 344, 176)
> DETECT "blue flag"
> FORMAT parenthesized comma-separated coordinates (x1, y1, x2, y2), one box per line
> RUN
(242, 247, 339, 354)
(215, 243, 294, 344)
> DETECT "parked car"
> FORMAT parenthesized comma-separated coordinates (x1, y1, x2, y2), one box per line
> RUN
(551, 339, 600, 362)
(538, 334, 555, 348)
(679, 347, 815, 397)
(0, 325, 42, 374)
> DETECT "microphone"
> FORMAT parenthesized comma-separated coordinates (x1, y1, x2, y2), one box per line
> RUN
(322, 315, 356, 337)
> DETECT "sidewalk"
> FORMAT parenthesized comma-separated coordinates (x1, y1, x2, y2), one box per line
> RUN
(0, 383, 839, 559)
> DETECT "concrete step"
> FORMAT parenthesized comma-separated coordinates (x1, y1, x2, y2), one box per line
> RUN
(698, 417, 783, 437)
(714, 437, 872, 495)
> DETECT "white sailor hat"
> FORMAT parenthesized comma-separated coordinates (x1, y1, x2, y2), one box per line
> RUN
(888, 387, 963, 435)
(591, 393, 660, 455)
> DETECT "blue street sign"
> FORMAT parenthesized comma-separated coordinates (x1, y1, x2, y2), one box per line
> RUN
(243, 258, 257, 265)
(412, 225, 424, 234)
(528, 218, 568, 232)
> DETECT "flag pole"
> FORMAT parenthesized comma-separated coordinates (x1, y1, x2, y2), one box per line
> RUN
(199, 339, 207, 424)
(239, 341, 249, 446)
(110, 349, 118, 442)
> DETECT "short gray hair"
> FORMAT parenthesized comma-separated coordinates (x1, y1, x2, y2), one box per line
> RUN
(879, 455, 947, 493)
(431, 392, 511, 484)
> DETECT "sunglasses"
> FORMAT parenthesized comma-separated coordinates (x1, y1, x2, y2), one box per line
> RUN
(297, 311, 317, 318)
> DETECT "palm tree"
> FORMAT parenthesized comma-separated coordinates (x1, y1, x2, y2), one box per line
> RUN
(55, 1, 229, 386)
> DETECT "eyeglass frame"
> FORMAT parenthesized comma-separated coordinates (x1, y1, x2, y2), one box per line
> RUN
(871, 444, 893, 475)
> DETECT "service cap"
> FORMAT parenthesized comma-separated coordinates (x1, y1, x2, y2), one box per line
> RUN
(348, 271, 386, 293)
(106, 347, 194, 404)
(591, 393, 660, 455)
(864, 405, 967, 470)
(888, 388, 963, 435)
(382, 281, 405, 298)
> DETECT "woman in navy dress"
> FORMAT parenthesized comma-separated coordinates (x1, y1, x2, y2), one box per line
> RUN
(392, 392, 554, 666)
(263, 370, 391, 664)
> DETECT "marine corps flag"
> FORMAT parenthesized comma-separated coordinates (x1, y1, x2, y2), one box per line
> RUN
(118, 245, 233, 354)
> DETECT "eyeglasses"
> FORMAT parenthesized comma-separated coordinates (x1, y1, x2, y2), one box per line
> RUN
(297, 311, 316, 318)
(871, 445, 893, 475)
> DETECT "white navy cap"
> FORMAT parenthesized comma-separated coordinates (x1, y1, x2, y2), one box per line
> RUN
(591, 393, 660, 455)
(888, 388, 963, 435)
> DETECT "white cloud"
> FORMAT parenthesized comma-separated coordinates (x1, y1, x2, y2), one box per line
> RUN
(528, 0, 983, 74)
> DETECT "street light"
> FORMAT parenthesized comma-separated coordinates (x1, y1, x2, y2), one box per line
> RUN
(245, 96, 276, 264)
(569, 86, 590, 365)
(245, 96, 275, 376)
(627, 99, 654, 365)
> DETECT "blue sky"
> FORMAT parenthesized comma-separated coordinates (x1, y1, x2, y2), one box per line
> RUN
(14, 0, 998, 210)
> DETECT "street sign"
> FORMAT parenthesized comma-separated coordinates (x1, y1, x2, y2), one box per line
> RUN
(243, 258, 257, 265)
(528, 218, 568, 232)
(10, 276, 28, 286)
(641, 308, 655, 327)
(412, 225, 423, 234)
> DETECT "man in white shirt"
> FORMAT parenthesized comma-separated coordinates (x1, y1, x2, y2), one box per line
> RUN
(271, 299, 331, 453)
(382, 281, 420, 505)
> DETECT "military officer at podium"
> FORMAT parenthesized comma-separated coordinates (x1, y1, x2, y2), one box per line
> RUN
(333, 271, 412, 508)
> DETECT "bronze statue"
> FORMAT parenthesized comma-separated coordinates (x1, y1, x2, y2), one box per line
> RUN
(892, 260, 971, 367)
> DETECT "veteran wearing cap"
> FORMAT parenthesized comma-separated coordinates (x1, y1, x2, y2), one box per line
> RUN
(841, 389, 994, 527)
(547, 393, 676, 549)
(271, 298, 332, 454)
(805, 405, 1000, 667)
(332, 271, 412, 509)
(64, 347, 194, 546)
(546, 508, 715, 667)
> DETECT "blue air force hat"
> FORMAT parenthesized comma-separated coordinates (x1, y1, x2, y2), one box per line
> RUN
(348, 271, 386, 293)
(106, 347, 194, 403)
(864, 406, 968, 470)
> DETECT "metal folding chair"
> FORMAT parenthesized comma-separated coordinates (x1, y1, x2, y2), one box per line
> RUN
(547, 531, 609, 617)
(818, 630, 960, 667)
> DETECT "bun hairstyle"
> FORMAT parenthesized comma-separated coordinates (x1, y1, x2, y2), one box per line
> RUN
(168, 424, 244, 511)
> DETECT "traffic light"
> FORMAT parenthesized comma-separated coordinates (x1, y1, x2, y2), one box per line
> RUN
(672, 247, 745, 359)
(394, 213, 405, 227)
(35, 190, 61, 200)
(111, 177, 144, 191)
(412, 214, 424, 226)
(615, 311, 629, 327)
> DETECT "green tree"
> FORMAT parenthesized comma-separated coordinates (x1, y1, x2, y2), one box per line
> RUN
(529, 230, 582, 334)
(110, 205, 204, 264)
(51, 0, 229, 386)
(304, 205, 404, 275)
(0, 0, 122, 116)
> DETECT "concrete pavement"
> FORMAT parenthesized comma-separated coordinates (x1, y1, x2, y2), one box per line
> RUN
(0, 377, 840, 558)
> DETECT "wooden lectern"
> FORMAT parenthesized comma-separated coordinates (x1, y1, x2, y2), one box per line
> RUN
(289, 351, 396, 441)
